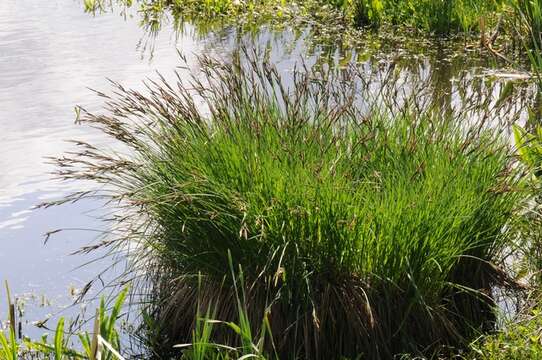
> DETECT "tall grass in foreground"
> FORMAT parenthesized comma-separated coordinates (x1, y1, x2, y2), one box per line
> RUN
(47, 52, 530, 359)
(0, 289, 127, 359)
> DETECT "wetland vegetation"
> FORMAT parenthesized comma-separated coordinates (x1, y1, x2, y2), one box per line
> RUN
(84, 0, 542, 54)
(4, 0, 542, 359)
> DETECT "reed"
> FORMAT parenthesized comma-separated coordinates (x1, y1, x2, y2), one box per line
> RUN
(352, 0, 505, 33)
(512, 0, 542, 47)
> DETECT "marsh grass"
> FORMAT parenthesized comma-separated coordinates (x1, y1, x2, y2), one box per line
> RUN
(512, 0, 542, 49)
(84, 0, 509, 36)
(46, 51, 531, 359)
(175, 260, 276, 360)
(352, 0, 505, 34)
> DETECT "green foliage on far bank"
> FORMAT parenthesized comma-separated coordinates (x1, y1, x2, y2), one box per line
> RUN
(352, 0, 505, 33)
(83, 0, 528, 35)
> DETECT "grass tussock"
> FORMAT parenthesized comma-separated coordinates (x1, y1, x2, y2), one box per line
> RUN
(49, 52, 529, 359)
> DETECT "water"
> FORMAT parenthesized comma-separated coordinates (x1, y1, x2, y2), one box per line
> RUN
(0, 0, 336, 336)
(0, 0, 216, 335)
(0, 0, 535, 340)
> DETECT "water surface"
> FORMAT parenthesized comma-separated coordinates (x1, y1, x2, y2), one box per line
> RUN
(0, 0, 212, 334)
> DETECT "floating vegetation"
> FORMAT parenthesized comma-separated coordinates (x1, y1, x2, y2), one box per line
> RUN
(79, 0, 542, 77)
(85, 0, 505, 34)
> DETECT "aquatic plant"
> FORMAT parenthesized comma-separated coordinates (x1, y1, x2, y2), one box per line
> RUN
(353, 0, 503, 33)
(508, 0, 542, 87)
(469, 295, 542, 360)
(47, 51, 530, 359)
(84, 0, 507, 35)
(0, 289, 128, 359)
(513, 124, 542, 174)
(512, 0, 542, 48)
(175, 262, 275, 360)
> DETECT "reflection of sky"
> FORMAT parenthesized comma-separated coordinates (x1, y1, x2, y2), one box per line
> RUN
(0, 1, 206, 212)
(0, 195, 108, 326)
(0, 0, 209, 335)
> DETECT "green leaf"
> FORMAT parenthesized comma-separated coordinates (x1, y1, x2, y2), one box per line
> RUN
(78, 332, 92, 358)
(54, 317, 65, 360)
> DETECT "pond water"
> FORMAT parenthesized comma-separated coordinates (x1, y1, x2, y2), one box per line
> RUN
(0, 0, 213, 335)
(0, 0, 535, 339)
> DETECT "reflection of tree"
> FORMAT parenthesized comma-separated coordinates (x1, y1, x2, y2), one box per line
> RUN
(85, 0, 483, 61)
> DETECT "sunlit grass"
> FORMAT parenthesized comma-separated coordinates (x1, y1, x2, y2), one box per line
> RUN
(46, 52, 533, 359)
(352, 0, 506, 33)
